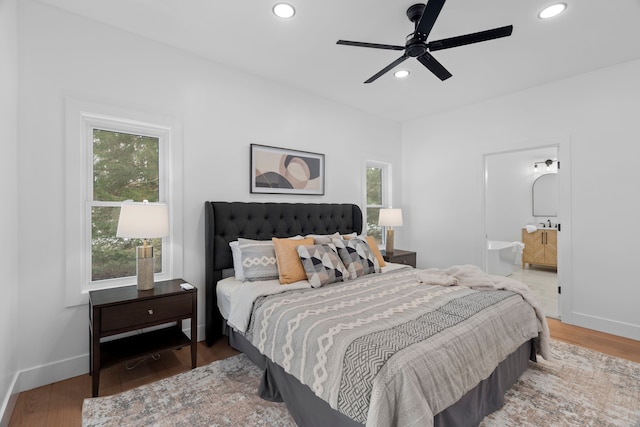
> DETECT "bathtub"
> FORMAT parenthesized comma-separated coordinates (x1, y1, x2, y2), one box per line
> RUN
(486, 240, 524, 276)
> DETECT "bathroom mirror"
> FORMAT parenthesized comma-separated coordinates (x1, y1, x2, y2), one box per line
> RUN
(532, 173, 558, 216)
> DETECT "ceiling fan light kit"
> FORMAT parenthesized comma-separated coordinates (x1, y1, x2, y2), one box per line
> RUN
(337, 0, 513, 83)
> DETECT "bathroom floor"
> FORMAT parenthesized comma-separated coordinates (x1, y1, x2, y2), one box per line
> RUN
(510, 266, 559, 319)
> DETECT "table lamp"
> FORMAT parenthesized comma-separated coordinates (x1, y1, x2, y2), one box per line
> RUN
(378, 208, 403, 255)
(116, 200, 169, 290)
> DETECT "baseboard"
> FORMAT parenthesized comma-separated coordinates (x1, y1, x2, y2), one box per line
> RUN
(0, 373, 19, 427)
(13, 323, 204, 395)
(17, 353, 89, 394)
(195, 323, 205, 343)
(571, 312, 640, 341)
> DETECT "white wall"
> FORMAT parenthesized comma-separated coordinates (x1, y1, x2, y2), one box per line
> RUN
(15, 0, 401, 391)
(403, 58, 640, 340)
(0, 0, 19, 423)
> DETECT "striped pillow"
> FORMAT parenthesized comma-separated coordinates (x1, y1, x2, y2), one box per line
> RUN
(238, 239, 279, 282)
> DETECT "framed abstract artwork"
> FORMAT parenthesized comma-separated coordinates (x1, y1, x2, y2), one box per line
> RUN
(250, 144, 325, 195)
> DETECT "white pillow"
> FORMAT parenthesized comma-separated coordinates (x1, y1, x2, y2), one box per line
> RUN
(229, 241, 244, 281)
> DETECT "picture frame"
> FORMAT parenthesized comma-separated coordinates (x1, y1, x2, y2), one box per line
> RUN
(250, 144, 325, 195)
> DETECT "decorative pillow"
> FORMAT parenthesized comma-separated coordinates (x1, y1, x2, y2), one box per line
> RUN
(305, 232, 341, 245)
(332, 238, 381, 280)
(272, 237, 315, 284)
(238, 239, 279, 282)
(297, 244, 349, 288)
(365, 236, 386, 268)
(342, 232, 358, 240)
(229, 241, 245, 281)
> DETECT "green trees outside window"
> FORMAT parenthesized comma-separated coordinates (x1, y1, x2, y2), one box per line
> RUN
(91, 129, 162, 281)
(366, 166, 384, 244)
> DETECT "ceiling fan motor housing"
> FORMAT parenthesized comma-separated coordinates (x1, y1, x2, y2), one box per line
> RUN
(406, 4, 430, 56)
(405, 36, 428, 57)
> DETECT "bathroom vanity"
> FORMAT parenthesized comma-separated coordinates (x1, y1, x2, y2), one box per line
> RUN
(521, 228, 557, 269)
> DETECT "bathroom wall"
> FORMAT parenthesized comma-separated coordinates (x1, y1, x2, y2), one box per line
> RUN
(485, 146, 558, 247)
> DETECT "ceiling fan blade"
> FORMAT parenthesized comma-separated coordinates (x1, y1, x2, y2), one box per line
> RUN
(364, 55, 409, 83)
(337, 40, 405, 51)
(415, 0, 446, 40)
(417, 52, 452, 81)
(428, 25, 513, 51)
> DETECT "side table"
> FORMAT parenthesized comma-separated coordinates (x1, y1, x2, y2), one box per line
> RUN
(89, 279, 197, 397)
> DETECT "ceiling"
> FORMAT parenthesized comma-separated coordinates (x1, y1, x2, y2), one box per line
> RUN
(36, 0, 640, 122)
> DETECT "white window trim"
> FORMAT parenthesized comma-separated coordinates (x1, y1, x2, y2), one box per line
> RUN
(65, 99, 183, 307)
(364, 160, 393, 244)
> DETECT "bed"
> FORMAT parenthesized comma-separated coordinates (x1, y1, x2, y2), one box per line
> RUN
(204, 201, 548, 427)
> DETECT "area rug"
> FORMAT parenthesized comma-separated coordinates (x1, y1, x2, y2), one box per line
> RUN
(83, 340, 640, 426)
(481, 339, 640, 427)
(82, 354, 294, 426)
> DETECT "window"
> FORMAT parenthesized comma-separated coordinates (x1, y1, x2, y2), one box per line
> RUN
(65, 100, 182, 307)
(365, 161, 391, 244)
(91, 129, 163, 281)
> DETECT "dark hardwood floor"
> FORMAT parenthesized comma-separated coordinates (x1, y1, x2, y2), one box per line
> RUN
(8, 320, 640, 426)
(8, 339, 239, 427)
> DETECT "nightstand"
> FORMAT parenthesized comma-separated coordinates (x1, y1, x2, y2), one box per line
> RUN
(382, 249, 417, 268)
(89, 279, 197, 397)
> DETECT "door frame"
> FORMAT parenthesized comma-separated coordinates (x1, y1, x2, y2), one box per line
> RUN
(482, 135, 573, 321)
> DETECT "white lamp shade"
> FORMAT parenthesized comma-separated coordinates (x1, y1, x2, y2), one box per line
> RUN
(378, 208, 403, 227)
(116, 201, 169, 239)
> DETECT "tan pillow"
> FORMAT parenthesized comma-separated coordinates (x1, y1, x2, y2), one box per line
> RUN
(365, 236, 386, 267)
(272, 237, 315, 284)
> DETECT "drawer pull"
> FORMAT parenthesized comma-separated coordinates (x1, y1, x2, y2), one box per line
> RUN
(148, 309, 154, 315)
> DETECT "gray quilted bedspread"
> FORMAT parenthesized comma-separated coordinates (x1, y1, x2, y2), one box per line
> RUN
(247, 268, 540, 427)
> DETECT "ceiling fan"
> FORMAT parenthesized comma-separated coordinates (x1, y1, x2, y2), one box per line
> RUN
(336, 0, 513, 83)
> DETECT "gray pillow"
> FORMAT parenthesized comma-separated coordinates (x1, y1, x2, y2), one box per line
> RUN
(238, 239, 278, 282)
(305, 232, 341, 245)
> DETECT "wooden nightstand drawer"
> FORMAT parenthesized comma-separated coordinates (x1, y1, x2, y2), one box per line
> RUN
(101, 293, 192, 333)
(392, 253, 416, 267)
(382, 249, 417, 268)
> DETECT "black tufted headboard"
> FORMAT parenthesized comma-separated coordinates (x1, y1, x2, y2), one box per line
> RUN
(204, 202, 363, 345)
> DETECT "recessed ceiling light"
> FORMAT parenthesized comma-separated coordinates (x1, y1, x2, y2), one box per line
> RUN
(273, 3, 295, 19)
(538, 3, 567, 19)
(394, 70, 410, 79)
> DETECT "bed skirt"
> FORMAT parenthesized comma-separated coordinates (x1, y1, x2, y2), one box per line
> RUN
(227, 326, 534, 427)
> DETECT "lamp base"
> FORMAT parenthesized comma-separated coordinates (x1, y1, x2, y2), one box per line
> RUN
(385, 229, 395, 255)
(136, 246, 155, 291)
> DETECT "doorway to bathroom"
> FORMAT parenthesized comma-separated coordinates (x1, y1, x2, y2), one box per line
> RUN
(484, 145, 560, 319)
